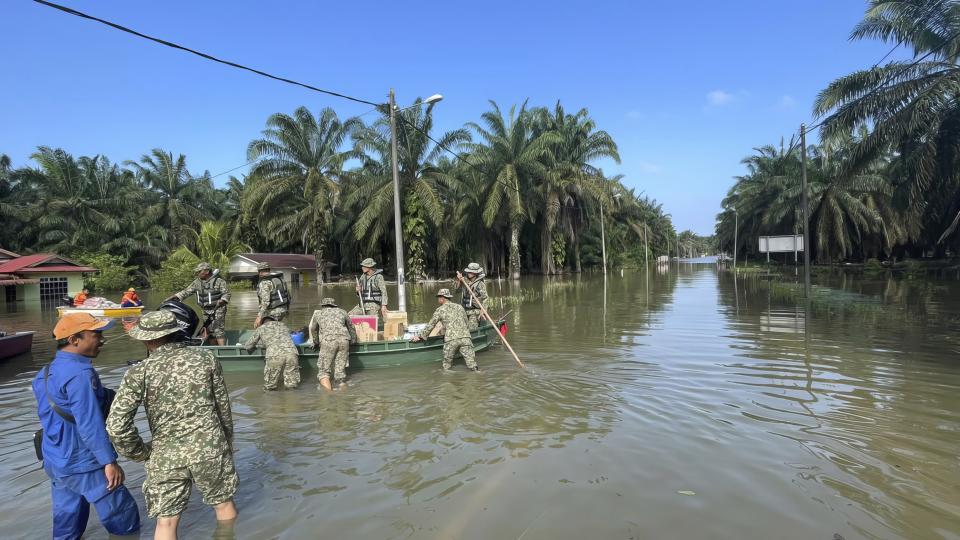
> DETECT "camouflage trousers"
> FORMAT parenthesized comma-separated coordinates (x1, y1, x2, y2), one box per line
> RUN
(442, 337, 477, 370)
(318, 338, 350, 383)
(143, 452, 238, 518)
(349, 302, 380, 316)
(465, 309, 482, 330)
(260, 307, 288, 322)
(203, 306, 228, 339)
(264, 351, 300, 390)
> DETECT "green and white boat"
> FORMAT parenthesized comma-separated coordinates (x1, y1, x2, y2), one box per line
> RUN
(197, 320, 505, 373)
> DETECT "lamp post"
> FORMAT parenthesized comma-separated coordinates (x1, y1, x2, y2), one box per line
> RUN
(732, 208, 738, 270)
(388, 90, 443, 313)
(600, 192, 621, 274)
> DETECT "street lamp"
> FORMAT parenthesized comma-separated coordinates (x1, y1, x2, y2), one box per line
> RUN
(600, 192, 621, 274)
(389, 90, 443, 313)
(732, 208, 738, 270)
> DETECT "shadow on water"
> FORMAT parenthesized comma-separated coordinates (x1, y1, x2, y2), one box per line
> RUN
(1, 269, 960, 538)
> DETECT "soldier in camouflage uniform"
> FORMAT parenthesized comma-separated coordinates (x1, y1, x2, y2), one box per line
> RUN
(254, 262, 290, 327)
(308, 297, 357, 390)
(456, 262, 488, 329)
(411, 289, 479, 371)
(167, 262, 230, 345)
(106, 311, 238, 538)
(350, 258, 389, 317)
(243, 317, 300, 390)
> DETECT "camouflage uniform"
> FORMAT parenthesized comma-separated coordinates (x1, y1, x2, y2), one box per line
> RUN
(457, 277, 488, 329)
(350, 269, 388, 315)
(174, 275, 230, 339)
(244, 320, 300, 390)
(106, 342, 237, 518)
(309, 301, 357, 384)
(257, 277, 289, 322)
(420, 297, 477, 370)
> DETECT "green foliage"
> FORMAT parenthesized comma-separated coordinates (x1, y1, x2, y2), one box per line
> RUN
(864, 258, 884, 273)
(76, 252, 136, 291)
(148, 247, 199, 292)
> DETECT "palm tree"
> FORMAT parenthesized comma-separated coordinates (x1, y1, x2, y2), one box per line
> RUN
(815, 0, 960, 251)
(127, 149, 207, 247)
(244, 107, 359, 282)
(467, 101, 560, 278)
(349, 98, 469, 280)
(533, 102, 620, 273)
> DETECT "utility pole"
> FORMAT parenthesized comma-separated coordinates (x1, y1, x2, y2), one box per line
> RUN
(733, 209, 738, 270)
(800, 123, 811, 298)
(600, 201, 607, 274)
(643, 222, 649, 268)
(389, 89, 407, 312)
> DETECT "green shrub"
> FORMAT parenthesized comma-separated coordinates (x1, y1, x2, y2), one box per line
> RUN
(864, 258, 883, 273)
(76, 252, 136, 292)
(149, 248, 200, 292)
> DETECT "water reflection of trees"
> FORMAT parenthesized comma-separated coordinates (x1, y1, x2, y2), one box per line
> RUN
(714, 272, 960, 537)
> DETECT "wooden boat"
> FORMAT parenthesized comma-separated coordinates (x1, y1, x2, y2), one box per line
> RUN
(57, 305, 145, 318)
(0, 331, 35, 360)
(200, 320, 505, 372)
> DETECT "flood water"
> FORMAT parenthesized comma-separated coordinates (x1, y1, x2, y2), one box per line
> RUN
(2, 265, 960, 539)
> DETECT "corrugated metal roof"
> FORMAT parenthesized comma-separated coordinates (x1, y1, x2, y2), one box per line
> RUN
(238, 253, 318, 269)
(0, 253, 97, 274)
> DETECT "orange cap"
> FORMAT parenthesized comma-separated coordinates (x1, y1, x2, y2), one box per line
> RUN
(53, 312, 114, 340)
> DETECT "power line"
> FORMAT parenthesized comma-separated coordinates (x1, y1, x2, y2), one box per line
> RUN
(30, 0, 380, 107)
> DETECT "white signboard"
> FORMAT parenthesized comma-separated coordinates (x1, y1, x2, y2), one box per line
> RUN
(759, 235, 804, 253)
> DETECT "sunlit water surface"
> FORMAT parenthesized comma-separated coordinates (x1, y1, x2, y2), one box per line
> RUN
(1, 266, 959, 539)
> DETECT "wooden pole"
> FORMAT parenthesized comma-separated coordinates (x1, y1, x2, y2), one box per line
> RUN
(458, 276, 525, 369)
(800, 124, 812, 298)
(355, 277, 365, 314)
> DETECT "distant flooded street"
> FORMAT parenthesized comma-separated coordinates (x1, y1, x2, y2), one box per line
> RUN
(2, 265, 960, 539)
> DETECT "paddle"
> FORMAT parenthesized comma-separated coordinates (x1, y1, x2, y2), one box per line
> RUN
(355, 277, 365, 314)
(458, 274, 524, 369)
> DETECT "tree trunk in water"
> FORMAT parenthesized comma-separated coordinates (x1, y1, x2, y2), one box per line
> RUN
(541, 226, 556, 275)
(509, 225, 521, 280)
(573, 234, 582, 273)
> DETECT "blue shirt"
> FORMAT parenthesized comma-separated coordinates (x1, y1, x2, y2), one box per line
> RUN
(32, 350, 117, 476)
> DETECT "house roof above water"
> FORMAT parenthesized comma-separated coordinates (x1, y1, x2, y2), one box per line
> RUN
(234, 253, 322, 269)
(0, 253, 97, 274)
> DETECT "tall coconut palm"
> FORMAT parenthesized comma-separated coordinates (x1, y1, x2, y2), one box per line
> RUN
(349, 98, 469, 280)
(467, 101, 560, 279)
(245, 107, 359, 282)
(127, 149, 207, 247)
(815, 0, 960, 250)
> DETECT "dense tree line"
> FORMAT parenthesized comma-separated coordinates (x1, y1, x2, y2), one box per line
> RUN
(0, 100, 678, 285)
(717, 0, 960, 263)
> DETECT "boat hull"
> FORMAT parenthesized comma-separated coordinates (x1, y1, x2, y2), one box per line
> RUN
(201, 322, 503, 372)
(57, 306, 145, 318)
(0, 331, 35, 360)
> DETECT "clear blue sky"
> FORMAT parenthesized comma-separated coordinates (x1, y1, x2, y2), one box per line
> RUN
(1, 1, 907, 235)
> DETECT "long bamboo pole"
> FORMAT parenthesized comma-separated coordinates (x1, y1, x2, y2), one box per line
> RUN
(458, 276, 524, 369)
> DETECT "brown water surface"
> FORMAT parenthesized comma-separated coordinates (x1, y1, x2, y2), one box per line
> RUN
(1, 266, 959, 539)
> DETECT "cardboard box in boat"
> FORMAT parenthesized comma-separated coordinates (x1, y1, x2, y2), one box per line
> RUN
(350, 315, 378, 342)
(383, 311, 408, 341)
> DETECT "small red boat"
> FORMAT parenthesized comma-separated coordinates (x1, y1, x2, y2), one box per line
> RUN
(0, 331, 35, 360)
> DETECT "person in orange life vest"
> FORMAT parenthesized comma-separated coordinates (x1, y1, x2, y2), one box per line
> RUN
(73, 288, 90, 307)
(120, 288, 141, 308)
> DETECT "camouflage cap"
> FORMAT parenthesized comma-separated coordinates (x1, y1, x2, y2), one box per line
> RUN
(127, 310, 181, 341)
(463, 262, 483, 274)
(320, 297, 339, 307)
(257, 262, 271, 271)
(194, 262, 212, 273)
(360, 258, 377, 268)
(436, 288, 453, 299)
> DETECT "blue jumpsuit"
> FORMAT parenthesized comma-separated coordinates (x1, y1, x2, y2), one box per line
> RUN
(33, 350, 140, 540)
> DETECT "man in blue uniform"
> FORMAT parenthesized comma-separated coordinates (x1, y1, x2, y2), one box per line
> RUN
(33, 312, 140, 540)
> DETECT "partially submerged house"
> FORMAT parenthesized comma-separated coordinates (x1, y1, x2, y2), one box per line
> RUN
(228, 253, 332, 285)
(0, 250, 97, 305)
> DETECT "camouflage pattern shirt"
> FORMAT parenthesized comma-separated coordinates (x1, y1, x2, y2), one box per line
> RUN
(244, 320, 298, 357)
(175, 276, 230, 314)
(257, 278, 289, 320)
(458, 278, 488, 309)
(106, 342, 234, 470)
(419, 302, 471, 342)
(308, 307, 358, 343)
(358, 271, 388, 307)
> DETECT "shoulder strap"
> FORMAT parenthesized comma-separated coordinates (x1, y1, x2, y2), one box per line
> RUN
(44, 365, 76, 424)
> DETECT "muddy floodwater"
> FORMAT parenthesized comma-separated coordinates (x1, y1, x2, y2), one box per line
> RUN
(2, 265, 960, 539)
